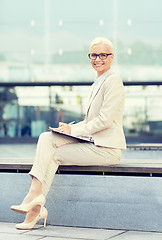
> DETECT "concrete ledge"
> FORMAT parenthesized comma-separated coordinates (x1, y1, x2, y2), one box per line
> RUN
(1, 158, 162, 176)
(1, 172, 162, 232)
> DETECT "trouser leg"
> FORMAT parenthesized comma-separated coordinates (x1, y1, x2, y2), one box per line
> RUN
(54, 142, 121, 166)
(29, 131, 79, 196)
(43, 142, 120, 195)
(29, 131, 121, 197)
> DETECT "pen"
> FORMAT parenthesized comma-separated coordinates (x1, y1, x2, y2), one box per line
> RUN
(68, 121, 75, 125)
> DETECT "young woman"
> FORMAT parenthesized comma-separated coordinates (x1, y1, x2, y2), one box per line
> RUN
(11, 37, 126, 229)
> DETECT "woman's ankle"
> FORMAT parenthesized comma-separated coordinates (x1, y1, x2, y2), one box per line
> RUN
(22, 191, 42, 204)
(28, 189, 42, 197)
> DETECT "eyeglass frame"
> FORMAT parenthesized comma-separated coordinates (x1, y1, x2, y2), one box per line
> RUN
(88, 53, 113, 60)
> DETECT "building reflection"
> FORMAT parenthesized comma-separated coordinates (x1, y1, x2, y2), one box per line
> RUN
(0, 83, 162, 143)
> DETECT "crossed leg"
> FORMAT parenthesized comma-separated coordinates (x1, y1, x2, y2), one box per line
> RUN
(16, 131, 120, 224)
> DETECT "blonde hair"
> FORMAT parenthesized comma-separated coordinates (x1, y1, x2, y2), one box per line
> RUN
(89, 37, 114, 54)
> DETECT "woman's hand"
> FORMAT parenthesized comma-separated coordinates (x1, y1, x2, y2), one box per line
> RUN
(57, 122, 71, 135)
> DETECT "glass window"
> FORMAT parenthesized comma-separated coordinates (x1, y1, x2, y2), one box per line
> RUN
(1, 0, 161, 82)
(0, 0, 162, 142)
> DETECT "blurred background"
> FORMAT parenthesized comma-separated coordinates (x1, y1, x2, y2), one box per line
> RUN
(0, 0, 162, 143)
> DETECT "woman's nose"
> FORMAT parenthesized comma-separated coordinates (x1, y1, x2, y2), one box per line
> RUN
(95, 56, 101, 60)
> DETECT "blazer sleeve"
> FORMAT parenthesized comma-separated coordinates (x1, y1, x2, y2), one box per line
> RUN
(70, 119, 86, 129)
(71, 75, 124, 137)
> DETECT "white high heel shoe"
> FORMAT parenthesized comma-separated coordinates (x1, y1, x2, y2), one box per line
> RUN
(11, 194, 45, 214)
(15, 207, 48, 230)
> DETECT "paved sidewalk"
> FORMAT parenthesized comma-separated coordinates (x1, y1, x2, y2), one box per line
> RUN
(1, 222, 162, 240)
(1, 143, 162, 160)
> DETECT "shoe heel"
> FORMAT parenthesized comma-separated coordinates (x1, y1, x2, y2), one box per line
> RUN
(40, 203, 46, 218)
(44, 217, 47, 228)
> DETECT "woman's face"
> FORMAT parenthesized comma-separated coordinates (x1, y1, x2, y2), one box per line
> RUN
(90, 43, 114, 77)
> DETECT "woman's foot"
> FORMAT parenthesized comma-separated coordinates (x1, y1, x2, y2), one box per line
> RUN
(16, 206, 48, 230)
(11, 176, 44, 214)
(21, 190, 42, 205)
(10, 193, 45, 214)
(23, 206, 41, 224)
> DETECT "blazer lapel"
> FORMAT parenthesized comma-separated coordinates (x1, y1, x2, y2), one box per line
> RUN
(86, 69, 114, 114)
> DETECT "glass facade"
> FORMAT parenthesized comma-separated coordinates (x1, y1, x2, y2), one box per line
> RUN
(0, 0, 162, 142)
(0, 85, 89, 138)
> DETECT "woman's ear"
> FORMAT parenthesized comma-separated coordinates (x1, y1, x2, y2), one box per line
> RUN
(110, 54, 114, 64)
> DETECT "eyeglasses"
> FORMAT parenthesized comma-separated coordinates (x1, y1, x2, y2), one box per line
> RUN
(88, 53, 112, 60)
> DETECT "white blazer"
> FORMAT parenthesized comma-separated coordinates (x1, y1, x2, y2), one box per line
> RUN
(71, 69, 126, 149)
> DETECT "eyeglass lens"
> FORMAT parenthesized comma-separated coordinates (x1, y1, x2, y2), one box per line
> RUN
(89, 53, 110, 60)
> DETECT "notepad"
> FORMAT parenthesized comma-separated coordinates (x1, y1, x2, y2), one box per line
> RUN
(49, 127, 94, 143)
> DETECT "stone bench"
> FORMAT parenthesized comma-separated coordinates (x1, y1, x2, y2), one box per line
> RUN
(1, 158, 162, 232)
(1, 157, 162, 177)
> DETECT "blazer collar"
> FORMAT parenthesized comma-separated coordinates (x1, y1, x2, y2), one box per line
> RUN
(86, 69, 114, 114)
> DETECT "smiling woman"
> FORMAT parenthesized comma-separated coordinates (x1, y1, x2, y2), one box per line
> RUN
(88, 37, 114, 77)
(10, 36, 126, 230)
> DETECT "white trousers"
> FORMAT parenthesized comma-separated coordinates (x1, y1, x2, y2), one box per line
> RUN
(29, 132, 121, 196)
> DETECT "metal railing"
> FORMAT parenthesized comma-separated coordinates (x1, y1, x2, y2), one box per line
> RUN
(1, 80, 162, 87)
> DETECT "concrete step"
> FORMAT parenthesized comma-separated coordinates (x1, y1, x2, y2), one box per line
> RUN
(1, 172, 162, 232)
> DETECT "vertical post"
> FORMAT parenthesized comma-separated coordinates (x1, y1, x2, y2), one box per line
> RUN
(16, 96, 20, 137)
(145, 96, 148, 123)
(49, 86, 52, 126)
